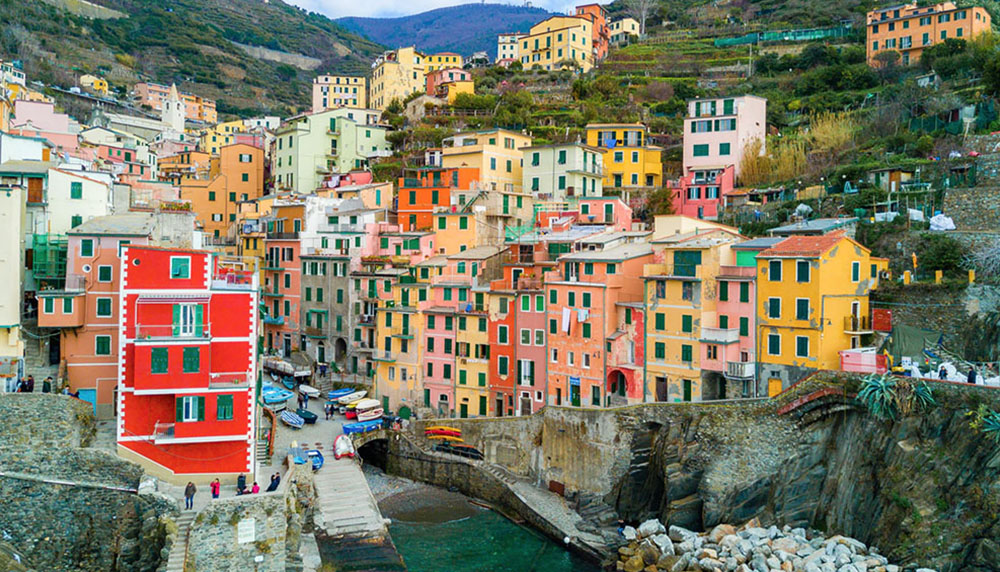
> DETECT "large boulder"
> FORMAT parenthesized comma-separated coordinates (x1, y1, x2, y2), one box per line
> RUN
(623, 554, 645, 572)
(638, 519, 666, 538)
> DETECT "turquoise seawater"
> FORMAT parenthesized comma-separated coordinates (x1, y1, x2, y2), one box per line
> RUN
(390, 509, 602, 572)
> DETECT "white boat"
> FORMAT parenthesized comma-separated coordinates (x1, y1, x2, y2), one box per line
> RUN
(298, 384, 320, 399)
(337, 390, 367, 405)
(355, 398, 384, 422)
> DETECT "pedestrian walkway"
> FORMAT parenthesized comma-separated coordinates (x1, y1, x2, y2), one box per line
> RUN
(163, 511, 194, 572)
(313, 456, 387, 537)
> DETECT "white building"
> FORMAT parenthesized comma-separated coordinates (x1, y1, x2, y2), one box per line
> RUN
(0, 182, 25, 391)
(46, 168, 112, 235)
(497, 33, 525, 64)
(609, 18, 640, 47)
(682, 95, 767, 179)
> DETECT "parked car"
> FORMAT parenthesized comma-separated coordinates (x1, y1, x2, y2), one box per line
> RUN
(433, 442, 484, 460)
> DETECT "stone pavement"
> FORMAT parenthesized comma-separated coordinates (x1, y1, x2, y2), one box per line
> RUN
(507, 478, 610, 556)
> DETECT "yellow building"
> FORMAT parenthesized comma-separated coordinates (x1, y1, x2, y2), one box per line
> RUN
(519, 16, 594, 72)
(424, 53, 463, 72)
(756, 234, 889, 395)
(312, 75, 368, 112)
(79, 74, 109, 96)
(370, 47, 426, 111)
(199, 120, 246, 155)
(440, 80, 475, 104)
(371, 266, 426, 413)
(643, 221, 742, 402)
(0, 92, 10, 132)
(440, 128, 533, 193)
(454, 294, 491, 418)
(585, 123, 663, 191)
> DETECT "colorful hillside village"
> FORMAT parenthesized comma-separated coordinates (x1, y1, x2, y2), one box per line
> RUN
(5, 0, 1000, 485)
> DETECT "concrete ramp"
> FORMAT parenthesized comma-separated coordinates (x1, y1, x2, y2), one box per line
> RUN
(314, 457, 387, 536)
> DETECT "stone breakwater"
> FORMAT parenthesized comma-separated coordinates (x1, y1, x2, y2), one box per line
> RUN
(615, 519, 934, 572)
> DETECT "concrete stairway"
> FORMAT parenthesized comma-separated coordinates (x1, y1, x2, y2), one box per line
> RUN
(164, 511, 194, 572)
(255, 439, 270, 469)
(313, 457, 386, 537)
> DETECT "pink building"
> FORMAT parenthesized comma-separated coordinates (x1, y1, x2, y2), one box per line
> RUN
(682, 95, 766, 181)
(425, 68, 471, 95)
(421, 305, 457, 411)
(668, 165, 735, 220)
(11, 100, 79, 152)
(605, 301, 645, 405)
(576, 197, 633, 230)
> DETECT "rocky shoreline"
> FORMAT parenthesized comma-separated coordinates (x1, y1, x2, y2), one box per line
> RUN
(615, 518, 935, 572)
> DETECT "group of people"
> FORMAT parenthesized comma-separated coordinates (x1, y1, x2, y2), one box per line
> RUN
(297, 392, 310, 410)
(13, 375, 53, 393)
(938, 366, 982, 384)
(182, 472, 284, 510)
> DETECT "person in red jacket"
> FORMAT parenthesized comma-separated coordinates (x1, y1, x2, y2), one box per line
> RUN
(210, 478, 221, 499)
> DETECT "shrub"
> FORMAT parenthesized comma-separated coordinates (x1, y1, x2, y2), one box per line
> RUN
(858, 373, 935, 421)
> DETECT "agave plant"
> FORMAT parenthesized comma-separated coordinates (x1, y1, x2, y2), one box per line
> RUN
(982, 410, 1000, 444)
(858, 373, 899, 421)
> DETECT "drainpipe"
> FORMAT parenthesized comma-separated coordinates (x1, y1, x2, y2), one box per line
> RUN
(642, 278, 648, 403)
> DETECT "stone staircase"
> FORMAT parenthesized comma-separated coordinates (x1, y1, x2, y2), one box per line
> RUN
(163, 511, 194, 572)
(255, 439, 270, 468)
(479, 460, 517, 485)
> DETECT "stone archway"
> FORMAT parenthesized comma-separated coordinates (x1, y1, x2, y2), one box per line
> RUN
(335, 338, 347, 363)
(607, 369, 629, 405)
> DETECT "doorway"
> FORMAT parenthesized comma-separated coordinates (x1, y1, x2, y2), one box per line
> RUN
(682, 379, 692, 402)
(655, 376, 668, 402)
(570, 384, 580, 406)
(496, 394, 504, 417)
(48, 335, 60, 366)
(768, 378, 783, 397)
(519, 392, 531, 416)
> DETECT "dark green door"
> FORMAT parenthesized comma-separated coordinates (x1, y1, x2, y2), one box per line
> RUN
(570, 384, 580, 406)
(460, 403, 468, 418)
(683, 379, 692, 402)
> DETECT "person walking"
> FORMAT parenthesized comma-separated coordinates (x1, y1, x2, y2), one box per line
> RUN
(184, 482, 197, 510)
(938, 366, 947, 380)
(210, 478, 221, 499)
(251, 482, 260, 494)
(968, 368, 978, 385)
(42, 377, 52, 393)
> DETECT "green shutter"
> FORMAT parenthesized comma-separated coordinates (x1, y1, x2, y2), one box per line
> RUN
(176, 397, 184, 422)
(195, 305, 204, 337)
(655, 313, 665, 330)
(172, 305, 181, 336)
(197, 396, 205, 421)
(740, 317, 749, 337)
(682, 315, 692, 333)
(719, 281, 728, 301)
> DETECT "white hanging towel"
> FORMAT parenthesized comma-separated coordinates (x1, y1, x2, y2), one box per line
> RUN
(577, 308, 589, 322)
(562, 307, 572, 333)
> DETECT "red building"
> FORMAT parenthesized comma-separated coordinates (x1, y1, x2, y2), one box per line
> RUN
(396, 166, 479, 231)
(669, 165, 735, 220)
(117, 245, 258, 484)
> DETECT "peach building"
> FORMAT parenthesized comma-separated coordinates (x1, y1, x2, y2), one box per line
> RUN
(179, 144, 265, 243)
(133, 82, 217, 123)
(867, 2, 991, 66)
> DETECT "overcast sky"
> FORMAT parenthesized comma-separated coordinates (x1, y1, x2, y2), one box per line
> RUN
(287, 0, 570, 19)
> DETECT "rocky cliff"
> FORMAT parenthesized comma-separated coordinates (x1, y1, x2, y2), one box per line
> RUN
(408, 374, 1000, 571)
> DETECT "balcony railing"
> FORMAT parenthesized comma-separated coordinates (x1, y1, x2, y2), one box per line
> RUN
(725, 361, 755, 379)
(844, 315, 873, 333)
(134, 325, 211, 340)
(267, 231, 300, 240)
(359, 314, 375, 326)
(512, 277, 543, 290)
(700, 327, 739, 344)
(153, 422, 175, 441)
(262, 315, 285, 326)
(209, 372, 252, 388)
(372, 350, 395, 362)
(212, 270, 255, 291)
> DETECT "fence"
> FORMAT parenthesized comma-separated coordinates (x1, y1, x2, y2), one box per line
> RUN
(713, 24, 853, 47)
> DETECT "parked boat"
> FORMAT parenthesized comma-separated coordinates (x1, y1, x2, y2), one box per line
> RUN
(337, 390, 367, 405)
(298, 384, 320, 399)
(425, 426, 462, 437)
(426, 434, 464, 442)
(328, 388, 355, 400)
(281, 375, 296, 390)
(355, 398, 384, 422)
(344, 400, 362, 420)
(280, 410, 304, 429)
(342, 420, 383, 435)
(262, 385, 294, 404)
(306, 449, 324, 470)
(296, 408, 318, 424)
(334, 434, 356, 459)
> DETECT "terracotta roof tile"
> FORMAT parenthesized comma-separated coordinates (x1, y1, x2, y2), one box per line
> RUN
(757, 232, 846, 258)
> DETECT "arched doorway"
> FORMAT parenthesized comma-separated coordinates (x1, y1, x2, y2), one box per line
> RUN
(335, 338, 347, 363)
(607, 369, 629, 405)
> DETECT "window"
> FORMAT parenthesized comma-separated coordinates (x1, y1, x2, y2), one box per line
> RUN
(739, 317, 749, 337)
(170, 257, 191, 279)
(549, 290, 557, 304)
(582, 292, 591, 307)
(81, 239, 94, 257)
(70, 181, 83, 199)
(719, 280, 728, 301)
(535, 295, 543, 312)
(96, 297, 112, 317)
(582, 322, 591, 338)
(768, 260, 782, 281)
(498, 325, 509, 344)
(63, 297, 73, 313)
(151, 347, 168, 373)
(792, 335, 810, 357)
(767, 297, 781, 319)
(535, 329, 544, 346)
(692, 144, 709, 157)
(796, 298, 810, 321)
(98, 265, 112, 282)
(217, 395, 234, 420)
(719, 315, 728, 329)
(681, 344, 693, 363)
(521, 328, 531, 345)
(682, 315, 692, 333)
(177, 396, 204, 422)
(498, 356, 509, 376)
(796, 260, 810, 283)
(719, 143, 731, 156)
(739, 282, 750, 303)
(767, 334, 781, 356)
(182, 347, 200, 373)
(654, 342, 665, 359)
(851, 261, 860, 282)
(550, 318, 557, 334)
(607, 264, 616, 275)
(71, 215, 82, 228)
(95, 335, 111, 356)
(655, 313, 665, 330)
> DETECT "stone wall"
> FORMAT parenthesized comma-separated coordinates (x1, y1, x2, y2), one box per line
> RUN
(184, 462, 315, 572)
(871, 281, 999, 344)
(942, 186, 1000, 231)
(0, 394, 173, 572)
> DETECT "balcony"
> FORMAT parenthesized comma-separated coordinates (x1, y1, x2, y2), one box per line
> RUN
(133, 325, 211, 341)
(359, 314, 375, 326)
(262, 290, 284, 297)
(267, 231, 300, 240)
(211, 269, 255, 291)
(371, 350, 396, 362)
(153, 422, 175, 441)
(566, 163, 604, 177)
(512, 276, 543, 290)
(304, 326, 325, 338)
(725, 361, 755, 380)
(503, 251, 550, 265)
(209, 372, 252, 389)
(700, 327, 739, 344)
(844, 315, 873, 334)
(262, 315, 285, 326)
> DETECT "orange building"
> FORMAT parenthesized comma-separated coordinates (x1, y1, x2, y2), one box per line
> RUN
(866, 2, 992, 66)
(180, 144, 265, 243)
(575, 4, 610, 61)
(262, 201, 305, 356)
(158, 150, 213, 183)
(396, 166, 479, 232)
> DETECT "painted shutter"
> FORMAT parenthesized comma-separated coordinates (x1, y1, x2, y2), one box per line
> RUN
(195, 305, 204, 337)
(176, 397, 184, 422)
(529, 360, 535, 385)
(197, 396, 205, 421)
(172, 304, 180, 336)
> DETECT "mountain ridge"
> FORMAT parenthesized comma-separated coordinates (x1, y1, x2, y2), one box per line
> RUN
(337, 3, 555, 57)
